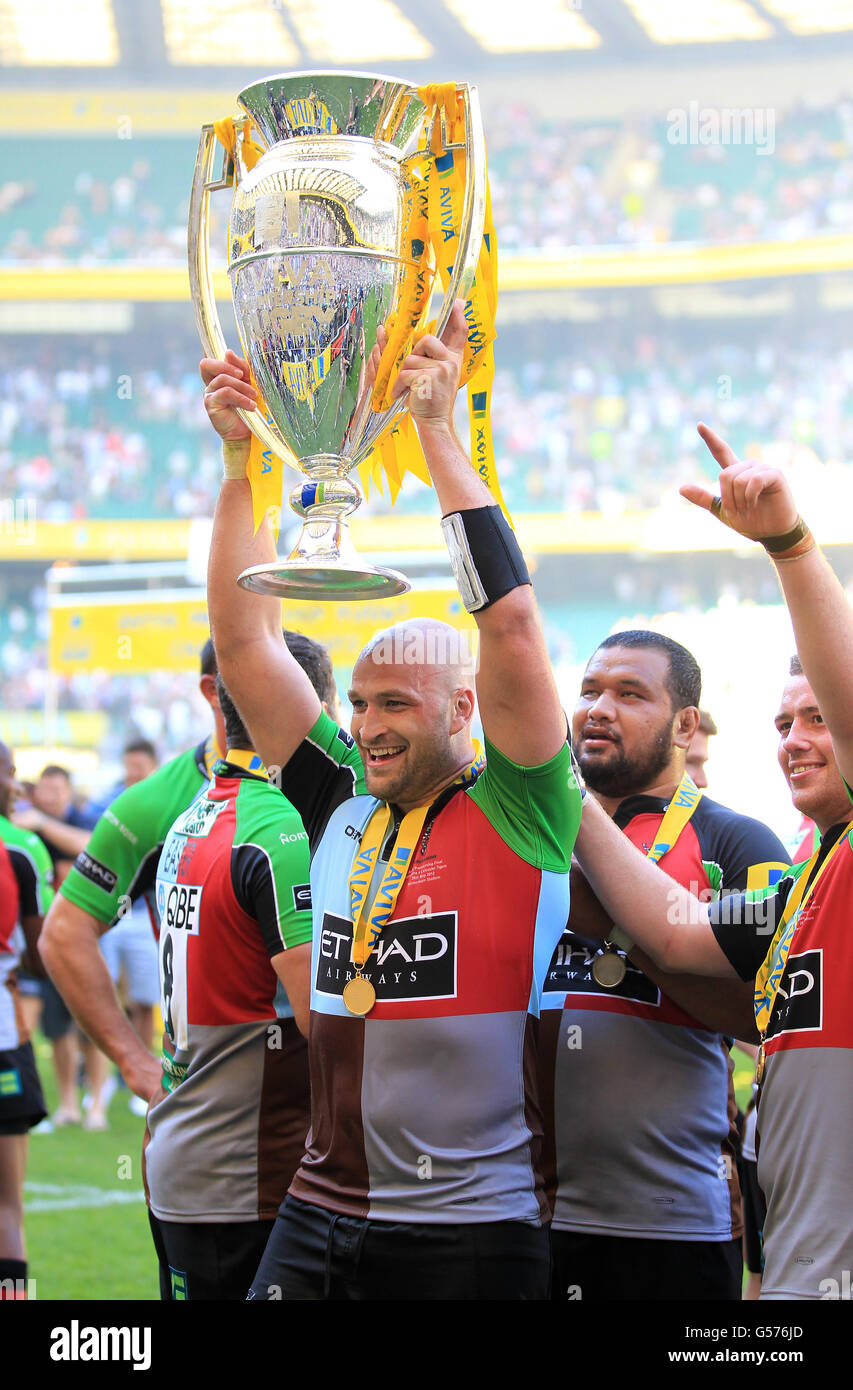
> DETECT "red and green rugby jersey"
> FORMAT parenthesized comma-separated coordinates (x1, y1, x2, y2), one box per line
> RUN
(710, 823, 853, 1299)
(144, 758, 313, 1223)
(278, 711, 583, 1226)
(539, 792, 788, 1242)
(0, 815, 54, 1049)
(61, 737, 217, 929)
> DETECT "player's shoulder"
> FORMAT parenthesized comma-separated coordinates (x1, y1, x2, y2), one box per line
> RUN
(0, 814, 50, 862)
(695, 794, 789, 868)
(232, 776, 309, 849)
(695, 794, 781, 839)
(101, 741, 208, 825)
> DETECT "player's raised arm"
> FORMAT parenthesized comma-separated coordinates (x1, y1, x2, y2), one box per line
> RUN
(391, 303, 565, 766)
(574, 796, 741, 977)
(683, 424, 853, 787)
(203, 351, 321, 770)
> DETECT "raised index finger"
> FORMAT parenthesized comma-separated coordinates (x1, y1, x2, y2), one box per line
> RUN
(697, 422, 739, 473)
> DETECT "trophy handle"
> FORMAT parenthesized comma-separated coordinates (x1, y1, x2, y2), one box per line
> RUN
(188, 124, 300, 471)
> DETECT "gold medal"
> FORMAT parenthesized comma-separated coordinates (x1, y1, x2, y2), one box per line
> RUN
(343, 974, 376, 1017)
(756, 1040, 766, 1086)
(592, 948, 627, 989)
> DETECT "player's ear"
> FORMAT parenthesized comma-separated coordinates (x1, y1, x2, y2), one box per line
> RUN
(199, 673, 220, 710)
(450, 686, 475, 733)
(673, 705, 701, 751)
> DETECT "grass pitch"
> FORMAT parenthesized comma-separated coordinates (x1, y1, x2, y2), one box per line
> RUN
(24, 1039, 156, 1302)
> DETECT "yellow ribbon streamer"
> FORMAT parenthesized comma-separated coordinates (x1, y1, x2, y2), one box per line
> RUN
(362, 84, 508, 519)
(213, 116, 263, 173)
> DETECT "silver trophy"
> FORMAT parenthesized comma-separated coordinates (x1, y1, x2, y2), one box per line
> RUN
(189, 71, 486, 600)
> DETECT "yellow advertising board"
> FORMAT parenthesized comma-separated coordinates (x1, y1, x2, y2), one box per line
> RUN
(49, 590, 211, 674)
(49, 585, 475, 675)
(282, 587, 476, 672)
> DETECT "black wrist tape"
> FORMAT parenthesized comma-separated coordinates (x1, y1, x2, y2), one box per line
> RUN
(441, 505, 531, 612)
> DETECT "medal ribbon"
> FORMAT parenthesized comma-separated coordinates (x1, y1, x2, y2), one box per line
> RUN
(753, 826, 849, 1036)
(223, 747, 268, 778)
(644, 771, 703, 865)
(202, 732, 224, 782)
(348, 744, 485, 972)
(594, 771, 702, 980)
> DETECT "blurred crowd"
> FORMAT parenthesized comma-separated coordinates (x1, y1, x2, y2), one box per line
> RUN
(2, 98, 852, 263)
(487, 98, 853, 250)
(4, 317, 853, 524)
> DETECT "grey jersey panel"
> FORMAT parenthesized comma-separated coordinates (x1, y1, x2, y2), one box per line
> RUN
(759, 1047, 853, 1299)
(552, 1011, 737, 1239)
(145, 1023, 280, 1222)
(361, 1012, 541, 1225)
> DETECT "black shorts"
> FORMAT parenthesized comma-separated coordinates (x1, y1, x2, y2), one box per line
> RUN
(41, 977, 73, 1042)
(147, 1211, 275, 1301)
(740, 1157, 765, 1275)
(248, 1194, 552, 1301)
(0, 1042, 47, 1135)
(550, 1229, 743, 1301)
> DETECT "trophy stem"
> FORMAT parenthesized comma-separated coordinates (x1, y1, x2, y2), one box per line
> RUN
(237, 454, 410, 601)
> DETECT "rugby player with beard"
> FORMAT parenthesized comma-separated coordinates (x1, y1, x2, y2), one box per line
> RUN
(539, 631, 789, 1301)
(572, 423, 853, 1300)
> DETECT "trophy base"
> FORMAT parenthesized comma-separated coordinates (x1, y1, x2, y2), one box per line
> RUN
(237, 559, 411, 601)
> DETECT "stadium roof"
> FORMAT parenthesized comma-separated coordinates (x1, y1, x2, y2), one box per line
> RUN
(1, 0, 852, 79)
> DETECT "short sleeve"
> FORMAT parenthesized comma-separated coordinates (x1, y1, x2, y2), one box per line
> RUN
(276, 710, 366, 853)
(61, 748, 204, 924)
(466, 737, 583, 873)
(232, 787, 314, 958)
(7, 829, 55, 918)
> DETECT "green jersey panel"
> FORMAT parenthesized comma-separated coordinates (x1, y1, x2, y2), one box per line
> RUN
(0, 814, 54, 917)
(61, 739, 213, 925)
(231, 773, 314, 955)
(467, 737, 582, 873)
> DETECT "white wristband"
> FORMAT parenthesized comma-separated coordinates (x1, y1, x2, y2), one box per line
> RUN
(222, 439, 250, 479)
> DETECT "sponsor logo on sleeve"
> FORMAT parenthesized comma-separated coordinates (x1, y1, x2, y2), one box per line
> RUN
(316, 910, 457, 1004)
(336, 728, 355, 750)
(292, 883, 312, 912)
(73, 851, 118, 896)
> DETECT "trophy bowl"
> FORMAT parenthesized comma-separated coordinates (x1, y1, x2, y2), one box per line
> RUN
(189, 70, 486, 600)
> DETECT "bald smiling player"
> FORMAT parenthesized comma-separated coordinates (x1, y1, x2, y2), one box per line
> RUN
(202, 303, 583, 1301)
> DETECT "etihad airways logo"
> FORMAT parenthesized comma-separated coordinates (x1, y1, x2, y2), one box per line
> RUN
(74, 851, 118, 896)
(543, 930, 659, 1006)
(766, 948, 823, 1041)
(316, 911, 457, 1004)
